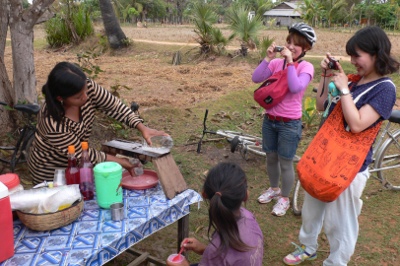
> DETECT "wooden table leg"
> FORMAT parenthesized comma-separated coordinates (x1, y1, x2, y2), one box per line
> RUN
(177, 210, 190, 254)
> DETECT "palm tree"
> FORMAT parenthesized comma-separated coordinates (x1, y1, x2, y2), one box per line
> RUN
(99, 0, 129, 49)
(190, 2, 230, 54)
(225, 5, 263, 56)
(299, 0, 323, 27)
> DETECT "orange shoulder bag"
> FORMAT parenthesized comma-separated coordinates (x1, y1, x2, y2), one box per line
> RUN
(297, 80, 390, 202)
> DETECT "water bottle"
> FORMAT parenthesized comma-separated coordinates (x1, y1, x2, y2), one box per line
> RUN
(79, 142, 94, 200)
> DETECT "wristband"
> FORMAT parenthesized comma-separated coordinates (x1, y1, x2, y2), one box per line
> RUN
(287, 62, 294, 66)
(321, 74, 333, 77)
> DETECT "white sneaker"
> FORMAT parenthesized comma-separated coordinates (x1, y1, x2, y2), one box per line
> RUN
(272, 197, 290, 216)
(258, 187, 281, 204)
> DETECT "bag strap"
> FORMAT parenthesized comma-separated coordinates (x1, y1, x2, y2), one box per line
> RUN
(353, 79, 394, 104)
(282, 59, 303, 70)
(344, 79, 394, 131)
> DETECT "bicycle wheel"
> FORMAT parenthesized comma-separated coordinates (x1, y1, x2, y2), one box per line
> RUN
(292, 179, 305, 216)
(374, 130, 400, 190)
(21, 130, 35, 163)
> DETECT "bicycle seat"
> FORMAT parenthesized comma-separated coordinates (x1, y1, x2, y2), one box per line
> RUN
(389, 110, 400, 124)
(14, 103, 40, 115)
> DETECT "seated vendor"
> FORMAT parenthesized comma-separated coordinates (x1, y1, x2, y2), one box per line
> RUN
(28, 61, 167, 185)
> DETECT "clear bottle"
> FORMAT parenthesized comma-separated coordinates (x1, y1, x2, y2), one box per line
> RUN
(65, 145, 80, 185)
(79, 142, 94, 200)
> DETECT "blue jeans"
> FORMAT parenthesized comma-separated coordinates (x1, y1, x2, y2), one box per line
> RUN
(262, 116, 302, 160)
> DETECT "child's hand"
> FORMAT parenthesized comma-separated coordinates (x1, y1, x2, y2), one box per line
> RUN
(181, 237, 207, 255)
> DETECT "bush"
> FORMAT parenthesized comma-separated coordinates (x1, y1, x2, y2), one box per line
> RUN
(45, 5, 93, 48)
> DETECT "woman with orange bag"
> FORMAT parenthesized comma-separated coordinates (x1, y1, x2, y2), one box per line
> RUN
(283, 26, 399, 265)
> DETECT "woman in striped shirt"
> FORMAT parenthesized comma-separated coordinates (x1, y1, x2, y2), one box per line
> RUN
(28, 62, 167, 185)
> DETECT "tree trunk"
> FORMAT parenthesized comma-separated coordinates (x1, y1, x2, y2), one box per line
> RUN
(0, 0, 13, 130)
(7, 0, 55, 104)
(99, 0, 128, 49)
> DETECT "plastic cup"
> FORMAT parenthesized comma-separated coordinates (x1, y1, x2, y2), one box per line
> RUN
(167, 254, 185, 265)
(53, 168, 66, 187)
(110, 202, 124, 221)
(129, 158, 144, 176)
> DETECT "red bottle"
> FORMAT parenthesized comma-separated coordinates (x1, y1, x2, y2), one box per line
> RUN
(79, 142, 94, 200)
(65, 145, 80, 185)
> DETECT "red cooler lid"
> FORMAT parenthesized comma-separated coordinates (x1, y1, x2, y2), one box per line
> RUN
(0, 173, 20, 189)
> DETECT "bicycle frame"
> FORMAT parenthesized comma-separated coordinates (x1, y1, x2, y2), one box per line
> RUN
(197, 109, 262, 155)
(0, 101, 39, 172)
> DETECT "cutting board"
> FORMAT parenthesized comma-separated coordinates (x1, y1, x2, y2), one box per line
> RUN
(152, 154, 187, 199)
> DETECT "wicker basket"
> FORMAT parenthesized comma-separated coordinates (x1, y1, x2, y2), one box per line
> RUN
(16, 198, 84, 231)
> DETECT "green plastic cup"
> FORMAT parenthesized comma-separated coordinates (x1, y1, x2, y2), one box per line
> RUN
(93, 162, 123, 209)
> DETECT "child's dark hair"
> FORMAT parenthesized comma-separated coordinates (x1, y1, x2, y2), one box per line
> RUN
(203, 162, 250, 254)
(42, 62, 87, 122)
(346, 26, 400, 75)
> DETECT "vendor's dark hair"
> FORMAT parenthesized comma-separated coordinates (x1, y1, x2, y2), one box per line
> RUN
(42, 62, 87, 122)
(203, 162, 251, 255)
(346, 26, 400, 75)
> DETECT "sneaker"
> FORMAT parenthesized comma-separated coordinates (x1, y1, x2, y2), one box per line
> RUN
(271, 197, 290, 216)
(257, 187, 281, 204)
(283, 242, 317, 265)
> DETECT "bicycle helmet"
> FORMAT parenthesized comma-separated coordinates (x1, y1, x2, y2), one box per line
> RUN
(289, 22, 317, 47)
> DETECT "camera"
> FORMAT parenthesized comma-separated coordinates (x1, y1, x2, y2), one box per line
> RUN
(274, 46, 284, 52)
(328, 57, 339, 70)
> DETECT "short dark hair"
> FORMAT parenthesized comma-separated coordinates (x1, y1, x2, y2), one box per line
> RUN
(42, 62, 87, 122)
(203, 162, 250, 254)
(346, 26, 400, 75)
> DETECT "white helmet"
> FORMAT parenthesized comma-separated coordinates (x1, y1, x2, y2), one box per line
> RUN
(289, 22, 317, 47)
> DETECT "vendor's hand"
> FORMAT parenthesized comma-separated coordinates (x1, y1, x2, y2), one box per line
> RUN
(137, 124, 169, 146)
(331, 62, 348, 92)
(181, 237, 207, 255)
(106, 154, 135, 176)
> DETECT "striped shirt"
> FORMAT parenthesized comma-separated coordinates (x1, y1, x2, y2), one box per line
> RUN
(28, 79, 143, 184)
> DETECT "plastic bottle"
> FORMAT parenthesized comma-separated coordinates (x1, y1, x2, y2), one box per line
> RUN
(150, 135, 174, 149)
(79, 142, 94, 200)
(65, 145, 80, 185)
(0, 182, 14, 262)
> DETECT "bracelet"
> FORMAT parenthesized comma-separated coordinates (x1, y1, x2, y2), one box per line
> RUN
(287, 62, 294, 66)
(321, 74, 333, 77)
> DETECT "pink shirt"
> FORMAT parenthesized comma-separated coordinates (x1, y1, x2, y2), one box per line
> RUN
(252, 58, 314, 119)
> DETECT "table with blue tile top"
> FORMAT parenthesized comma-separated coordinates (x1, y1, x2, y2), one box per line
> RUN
(1, 184, 202, 266)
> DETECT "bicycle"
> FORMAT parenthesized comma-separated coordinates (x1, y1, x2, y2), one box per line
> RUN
(0, 101, 40, 173)
(292, 109, 400, 216)
(197, 109, 266, 160)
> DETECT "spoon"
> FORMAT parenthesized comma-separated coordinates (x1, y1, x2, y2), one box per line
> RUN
(172, 240, 187, 262)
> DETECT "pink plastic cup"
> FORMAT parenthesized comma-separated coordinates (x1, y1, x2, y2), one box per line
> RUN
(167, 254, 185, 265)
